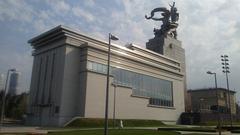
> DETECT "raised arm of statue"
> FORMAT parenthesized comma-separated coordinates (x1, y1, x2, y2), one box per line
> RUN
(145, 7, 170, 21)
(170, 2, 179, 23)
(169, 2, 175, 8)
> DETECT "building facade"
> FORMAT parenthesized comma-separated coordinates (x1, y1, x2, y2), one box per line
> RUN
(187, 88, 236, 114)
(27, 26, 186, 126)
(8, 71, 20, 96)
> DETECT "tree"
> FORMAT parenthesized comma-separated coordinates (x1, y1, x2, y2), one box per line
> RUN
(2, 92, 28, 120)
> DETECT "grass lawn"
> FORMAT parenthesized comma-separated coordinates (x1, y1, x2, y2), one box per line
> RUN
(48, 129, 180, 135)
(66, 118, 166, 128)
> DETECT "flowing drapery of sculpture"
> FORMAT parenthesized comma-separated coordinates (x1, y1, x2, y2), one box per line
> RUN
(145, 2, 179, 39)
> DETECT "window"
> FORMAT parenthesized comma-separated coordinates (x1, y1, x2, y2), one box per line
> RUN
(87, 61, 173, 107)
(88, 61, 93, 70)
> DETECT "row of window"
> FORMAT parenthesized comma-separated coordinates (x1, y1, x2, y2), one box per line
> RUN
(149, 98, 173, 107)
(112, 68, 173, 100)
(87, 61, 173, 107)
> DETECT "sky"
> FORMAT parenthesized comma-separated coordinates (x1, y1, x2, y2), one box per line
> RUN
(0, 0, 240, 100)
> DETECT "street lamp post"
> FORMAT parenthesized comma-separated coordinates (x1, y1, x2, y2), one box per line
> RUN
(207, 71, 221, 135)
(112, 83, 117, 128)
(104, 33, 119, 135)
(221, 55, 232, 127)
(206, 71, 218, 89)
(0, 69, 16, 128)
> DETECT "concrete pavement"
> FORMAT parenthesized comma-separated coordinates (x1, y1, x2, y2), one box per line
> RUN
(0, 126, 48, 134)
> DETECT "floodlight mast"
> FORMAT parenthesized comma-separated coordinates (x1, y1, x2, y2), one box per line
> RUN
(221, 55, 232, 127)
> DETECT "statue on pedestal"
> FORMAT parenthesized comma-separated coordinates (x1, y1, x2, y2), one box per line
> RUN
(145, 2, 179, 39)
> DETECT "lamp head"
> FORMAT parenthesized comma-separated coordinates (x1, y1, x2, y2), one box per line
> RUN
(221, 55, 228, 58)
(9, 69, 16, 72)
(207, 71, 213, 74)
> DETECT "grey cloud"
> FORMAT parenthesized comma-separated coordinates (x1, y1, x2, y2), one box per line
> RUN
(0, 0, 34, 22)
(72, 7, 95, 22)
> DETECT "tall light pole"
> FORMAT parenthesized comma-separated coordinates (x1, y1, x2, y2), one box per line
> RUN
(112, 83, 117, 128)
(104, 33, 119, 135)
(207, 71, 221, 135)
(221, 55, 232, 127)
(1, 68, 16, 127)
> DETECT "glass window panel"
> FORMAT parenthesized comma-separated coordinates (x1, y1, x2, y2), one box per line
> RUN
(157, 99, 159, 105)
(92, 62, 97, 71)
(103, 65, 107, 74)
(88, 62, 93, 70)
(97, 63, 103, 73)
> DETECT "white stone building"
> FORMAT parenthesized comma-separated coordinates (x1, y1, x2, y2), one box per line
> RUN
(27, 25, 186, 126)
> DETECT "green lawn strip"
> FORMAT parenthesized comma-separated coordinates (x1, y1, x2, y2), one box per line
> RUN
(231, 130, 240, 133)
(201, 121, 240, 126)
(66, 118, 167, 128)
(48, 129, 180, 135)
(158, 127, 216, 132)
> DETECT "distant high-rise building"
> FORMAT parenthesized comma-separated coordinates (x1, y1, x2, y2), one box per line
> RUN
(8, 71, 20, 96)
(0, 74, 4, 91)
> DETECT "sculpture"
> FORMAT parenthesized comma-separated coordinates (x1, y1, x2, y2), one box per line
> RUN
(145, 2, 179, 39)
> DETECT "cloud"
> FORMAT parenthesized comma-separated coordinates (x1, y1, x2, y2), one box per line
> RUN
(84, 0, 95, 7)
(45, 0, 70, 13)
(176, 0, 240, 92)
(0, 0, 34, 22)
(97, 1, 158, 46)
(72, 7, 95, 22)
(33, 19, 48, 32)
